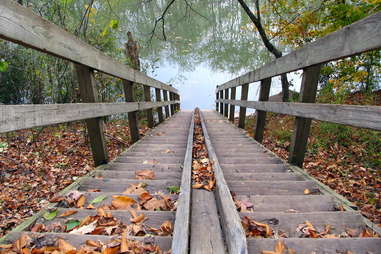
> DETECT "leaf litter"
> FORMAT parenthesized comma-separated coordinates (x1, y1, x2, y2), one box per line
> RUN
(191, 109, 215, 191)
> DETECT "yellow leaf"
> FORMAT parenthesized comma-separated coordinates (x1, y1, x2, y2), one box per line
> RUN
(111, 196, 136, 209)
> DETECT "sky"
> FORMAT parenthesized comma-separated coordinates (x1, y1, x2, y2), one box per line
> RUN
(152, 61, 301, 111)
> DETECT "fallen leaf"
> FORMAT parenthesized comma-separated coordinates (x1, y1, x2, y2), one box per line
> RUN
(85, 240, 102, 248)
(65, 220, 80, 231)
(160, 221, 173, 236)
(303, 189, 310, 195)
(30, 223, 44, 232)
(123, 183, 147, 195)
(120, 231, 128, 253)
(57, 239, 76, 254)
(135, 170, 155, 180)
(112, 196, 136, 209)
(143, 198, 167, 211)
(261, 240, 286, 254)
(76, 195, 86, 208)
(0, 244, 13, 249)
(58, 210, 77, 218)
(192, 183, 203, 189)
(15, 234, 31, 251)
(130, 213, 145, 224)
(90, 195, 107, 204)
(69, 220, 97, 234)
(138, 192, 153, 203)
(43, 209, 58, 221)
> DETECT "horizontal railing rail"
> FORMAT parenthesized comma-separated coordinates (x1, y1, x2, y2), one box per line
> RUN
(215, 12, 381, 167)
(0, 0, 178, 94)
(217, 99, 381, 131)
(216, 11, 381, 92)
(0, 101, 179, 133)
(0, 0, 181, 165)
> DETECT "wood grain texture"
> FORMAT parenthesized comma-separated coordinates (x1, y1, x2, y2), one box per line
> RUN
(224, 89, 229, 117)
(0, 0, 178, 94)
(238, 84, 249, 129)
(229, 87, 236, 122)
(216, 88, 220, 112)
(76, 64, 108, 166)
(217, 99, 381, 130)
(155, 88, 164, 123)
(217, 11, 381, 91)
(219, 90, 224, 115)
(289, 65, 321, 167)
(123, 80, 139, 143)
(163, 90, 170, 118)
(200, 112, 248, 254)
(144, 85, 154, 128)
(254, 78, 271, 143)
(0, 101, 179, 133)
(171, 112, 194, 254)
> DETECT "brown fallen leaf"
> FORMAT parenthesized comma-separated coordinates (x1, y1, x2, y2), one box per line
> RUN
(58, 210, 78, 217)
(15, 234, 31, 251)
(112, 196, 136, 209)
(123, 183, 147, 195)
(261, 240, 286, 254)
(85, 240, 102, 248)
(120, 231, 129, 253)
(0, 244, 13, 249)
(69, 220, 97, 234)
(138, 192, 153, 203)
(58, 239, 76, 254)
(160, 221, 173, 236)
(30, 223, 45, 232)
(303, 189, 310, 195)
(135, 169, 155, 180)
(102, 246, 119, 254)
(192, 183, 203, 189)
(130, 213, 145, 224)
(76, 195, 86, 208)
(143, 198, 167, 210)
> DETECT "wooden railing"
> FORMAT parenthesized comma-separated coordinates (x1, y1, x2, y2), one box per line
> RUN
(215, 11, 381, 167)
(0, 0, 180, 166)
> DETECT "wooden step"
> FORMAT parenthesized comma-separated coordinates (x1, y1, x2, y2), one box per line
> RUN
(221, 164, 288, 173)
(114, 156, 184, 164)
(95, 170, 181, 180)
(224, 172, 304, 181)
(108, 163, 182, 172)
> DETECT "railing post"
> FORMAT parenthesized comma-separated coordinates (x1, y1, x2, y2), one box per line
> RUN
(289, 64, 322, 167)
(155, 88, 164, 123)
(163, 90, 170, 118)
(143, 85, 154, 128)
(238, 83, 249, 129)
(224, 88, 229, 118)
(75, 64, 108, 166)
(123, 80, 140, 143)
(229, 87, 236, 122)
(169, 92, 175, 116)
(216, 88, 219, 112)
(219, 90, 223, 115)
(254, 78, 271, 142)
(177, 94, 181, 111)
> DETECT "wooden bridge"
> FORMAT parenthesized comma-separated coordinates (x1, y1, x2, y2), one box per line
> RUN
(1, 1, 381, 253)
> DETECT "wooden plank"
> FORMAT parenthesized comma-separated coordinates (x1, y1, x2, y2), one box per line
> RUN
(144, 85, 154, 128)
(217, 11, 381, 91)
(163, 90, 170, 118)
(289, 65, 321, 166)
(199, 111, 248, 254)
(0, 0, 179, 94)
(229, 87, 236, 122)
(224, 89, 229, 117)
(189, 190, 226, 254)
(238, 83, 249, 129)
(216, 87, 219, 112)
(155, 88, 164, 123)
(169, 92, 175, 116)
(123, 80, 139, 143)
(254, 78, 271, 143)
(75, 64, 108, 166)
(219, 90, 224, 115)
(0, 101, 178, 133)
(216, 99, 381, 131)
(171, 112, 194, 254)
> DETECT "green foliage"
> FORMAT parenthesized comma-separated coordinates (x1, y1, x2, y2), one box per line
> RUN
(0, 60, 8, 72)
(43, 209, 58, 220)
(167, 186, 180, 194)
(273, 129, 292, 144)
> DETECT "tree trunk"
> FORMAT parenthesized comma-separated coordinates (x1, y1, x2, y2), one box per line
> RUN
(237, 0, 289, 101)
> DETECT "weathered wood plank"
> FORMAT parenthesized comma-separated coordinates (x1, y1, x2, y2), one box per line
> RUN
(216, 88, 220, 112)
(217, 11, 381, 91)
(171, 111, 194, 254)
(238, 83, 249, 129)
(254, 78, 271, 143)
(216, 99, 381, 131)
(224, 89, 229, 118)
(144, 85, 155, 128)
(219, 90, 224, 115)
(76, 64, 108, 166)
(229, 87, 236, 122)
(0, 0, 178, 94)
(200, 112, 248, 254)
(123, 80, 139, 143)
(289, 65, 321, 166)
(0, 101, 179, 133)
(155, 88, 164, 123)
(163, 90, 170, 118)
